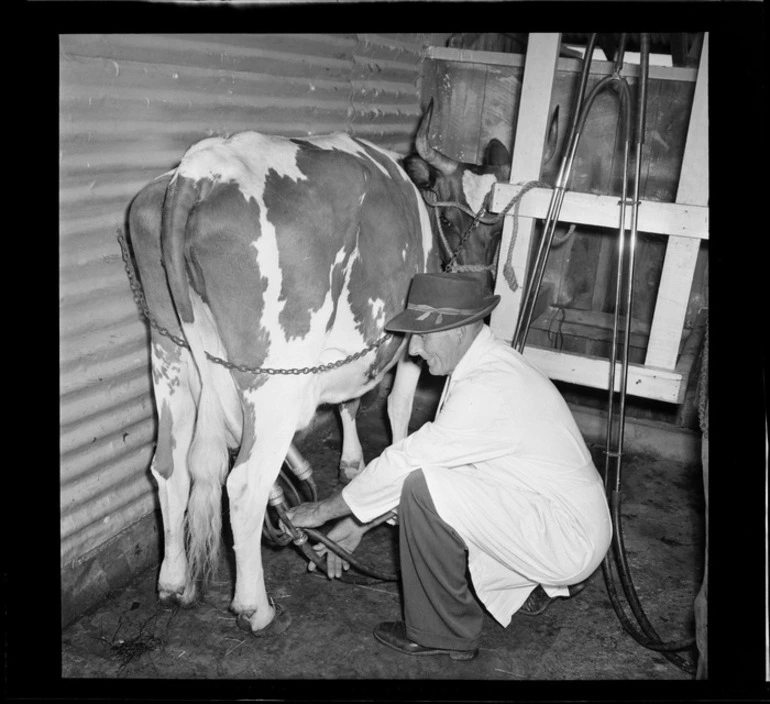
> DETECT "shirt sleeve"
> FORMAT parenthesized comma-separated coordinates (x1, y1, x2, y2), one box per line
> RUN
(342, 372, 518, 523)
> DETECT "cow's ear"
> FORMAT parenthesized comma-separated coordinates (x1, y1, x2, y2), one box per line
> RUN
(483, 139, 511, 181)
(403, 155, 435, 189)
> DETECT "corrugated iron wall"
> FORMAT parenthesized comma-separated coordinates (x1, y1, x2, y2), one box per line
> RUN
(59, 32, 449, 624)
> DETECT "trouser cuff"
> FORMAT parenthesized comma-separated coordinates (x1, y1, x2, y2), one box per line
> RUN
(405, 623, 480, 651)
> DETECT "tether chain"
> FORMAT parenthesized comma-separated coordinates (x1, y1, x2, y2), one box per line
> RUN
(117, 231, 191, 349)
(117, 230, 392, 375)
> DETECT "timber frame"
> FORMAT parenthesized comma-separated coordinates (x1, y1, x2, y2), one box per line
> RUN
(427, 34, 709, 405)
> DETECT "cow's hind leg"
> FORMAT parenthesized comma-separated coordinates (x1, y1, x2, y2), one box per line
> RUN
(338, 398, 365, 484)
(149, 338, 199, 607)
(129, 173, 199, 606)
(227, 377, 307, 635)
(387, 354, 422, 442)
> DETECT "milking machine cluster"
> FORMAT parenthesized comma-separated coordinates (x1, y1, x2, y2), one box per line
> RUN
(263, 444, 398, 585)
(511, 33, 697, 674)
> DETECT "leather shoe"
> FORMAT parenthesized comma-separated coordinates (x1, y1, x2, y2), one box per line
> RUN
(520, 580, 588, 617)
(373, 621, 478, 661)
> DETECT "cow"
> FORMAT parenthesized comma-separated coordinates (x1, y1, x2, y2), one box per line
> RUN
(127, 102, 518, 636)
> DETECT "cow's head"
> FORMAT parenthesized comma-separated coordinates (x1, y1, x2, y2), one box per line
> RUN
(404, 100, 558, 293)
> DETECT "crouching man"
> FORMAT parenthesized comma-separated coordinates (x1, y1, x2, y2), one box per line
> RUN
(287, 272, 611, 661)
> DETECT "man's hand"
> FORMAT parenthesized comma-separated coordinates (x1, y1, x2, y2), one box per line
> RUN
(308, 517, 368, 579)
(285, 501, 328, 529)
(285, 491, 351, 529)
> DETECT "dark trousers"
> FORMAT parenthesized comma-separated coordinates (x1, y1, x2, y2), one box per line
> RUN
(399, 469, 484, 650)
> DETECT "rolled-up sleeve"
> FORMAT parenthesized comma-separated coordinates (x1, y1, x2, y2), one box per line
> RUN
(342, 373, 517, 523)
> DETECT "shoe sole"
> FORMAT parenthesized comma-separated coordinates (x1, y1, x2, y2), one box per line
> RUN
(373, 632, 478, 661)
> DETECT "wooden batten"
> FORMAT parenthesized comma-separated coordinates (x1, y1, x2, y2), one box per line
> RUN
(490, 33, 561, 342)
(491, 186, 709, 240)
(522, 347, 685, 404)
(645, 33, 709, 371)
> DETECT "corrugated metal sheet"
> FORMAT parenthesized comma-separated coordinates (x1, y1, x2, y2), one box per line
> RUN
(59, 33, 446, 619)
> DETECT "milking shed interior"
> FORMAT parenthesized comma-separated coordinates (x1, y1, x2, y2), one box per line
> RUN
(50, 24, 767, 693)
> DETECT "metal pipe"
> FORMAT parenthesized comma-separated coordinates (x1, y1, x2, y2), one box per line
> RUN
(604, 79, 632, 486)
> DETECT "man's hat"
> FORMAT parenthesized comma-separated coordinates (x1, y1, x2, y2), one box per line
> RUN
(385, 272, 501, 334)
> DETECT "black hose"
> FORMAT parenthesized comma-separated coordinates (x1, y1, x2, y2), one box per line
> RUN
(303, 527, 399, 583)
(607, 491, 697, 654)
(272, 501, 399, 583)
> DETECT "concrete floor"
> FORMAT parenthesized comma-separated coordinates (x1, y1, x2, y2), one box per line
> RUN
(60, 377, 705, 684)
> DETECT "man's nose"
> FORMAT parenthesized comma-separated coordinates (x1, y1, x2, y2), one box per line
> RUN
(408, 335, 422, 357)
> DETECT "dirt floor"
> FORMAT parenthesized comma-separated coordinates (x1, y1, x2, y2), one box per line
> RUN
(60, 375, 706, 685)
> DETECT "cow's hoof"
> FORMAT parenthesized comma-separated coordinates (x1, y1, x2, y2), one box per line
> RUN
(159, 589, 193, 608)
(159, 583, 196, 608)
(237, 603, 291, 638)
(159, 592, 181, 608)
(339, 460, 365, 484)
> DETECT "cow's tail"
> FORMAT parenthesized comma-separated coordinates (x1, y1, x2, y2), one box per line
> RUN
(185, 372, 230, 596)
(161, 173, 199, 325)
(160, 170, 230, 597)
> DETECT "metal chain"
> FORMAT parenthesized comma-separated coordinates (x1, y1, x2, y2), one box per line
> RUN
(443, 203, 487, 272)
(202, 335, 391, 375)
(117, 230, 392, 375)
(422, 181, 554, 290)
(117, 231, 191, 349)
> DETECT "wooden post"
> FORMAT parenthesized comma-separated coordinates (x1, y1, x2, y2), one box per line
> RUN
(490, 33, 561, 343)
(645, 33, 709, 369)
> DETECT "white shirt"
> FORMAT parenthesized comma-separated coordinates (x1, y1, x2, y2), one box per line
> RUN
(342, 324, 612, 626)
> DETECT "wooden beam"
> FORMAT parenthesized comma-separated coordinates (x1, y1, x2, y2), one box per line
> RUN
(423, 45, 698, 83)
(491, 33, 561, 341)
(491, 185, 709, 240)
(645, 33, 709, 370)
(521, 346, 685, 403)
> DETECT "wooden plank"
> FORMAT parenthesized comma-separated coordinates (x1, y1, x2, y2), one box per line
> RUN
(491, 33, 561, 341)
(491, 185, 709, 239)
(590, 233, 616, 312)
(431, 62, 488, 163)
(645, 33, 709, 370)
(535, 307, 651, 337)
(531, 307, 650, 355)
(643, 79, 695, 202)
(478, 63, 521, 155)
(675, 307, 708, 428)
(424, 45, 698, 83)
(521, 346, 685, 403)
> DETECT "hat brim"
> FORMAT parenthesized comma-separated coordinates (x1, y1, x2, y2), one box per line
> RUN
(385, 295, 501, 334)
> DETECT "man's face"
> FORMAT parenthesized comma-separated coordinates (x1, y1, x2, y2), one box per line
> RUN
(408, 328, 464, 376)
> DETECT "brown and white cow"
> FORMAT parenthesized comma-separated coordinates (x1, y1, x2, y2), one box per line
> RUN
(127, 104, 514, 636)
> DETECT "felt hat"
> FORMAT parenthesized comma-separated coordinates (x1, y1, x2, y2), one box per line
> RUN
(386, 272, 501, 334)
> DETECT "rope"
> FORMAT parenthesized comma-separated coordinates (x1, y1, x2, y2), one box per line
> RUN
(501, 180, 550, 292)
